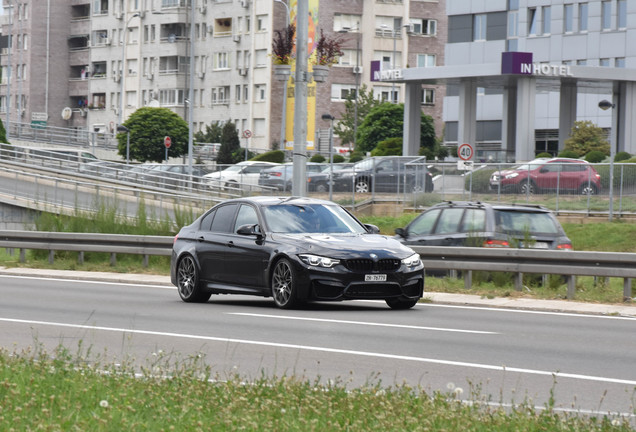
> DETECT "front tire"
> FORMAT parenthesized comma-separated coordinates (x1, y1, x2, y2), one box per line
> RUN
(271, 258, 299, 309)
(315, 183, 328, 193)
(519, 181, 536, 195)
(355, 178, 370, 193)
(385, 298, 419, 310)
(177, 255, 211, 303)
(579, 183, 598, 195)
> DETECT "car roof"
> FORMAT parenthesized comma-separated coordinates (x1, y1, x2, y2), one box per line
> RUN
(430, 201, 552, 213)
(217, 196, 338, 208)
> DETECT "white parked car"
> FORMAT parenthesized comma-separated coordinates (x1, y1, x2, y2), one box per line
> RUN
(203, 161, 280, 190)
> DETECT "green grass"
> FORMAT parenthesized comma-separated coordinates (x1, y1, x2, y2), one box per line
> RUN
(0, 345, 631, 431)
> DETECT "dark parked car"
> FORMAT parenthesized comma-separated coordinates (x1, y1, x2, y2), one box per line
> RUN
(171, 196, 424, 309)
(307, 163, 354, 192)
(395, 201, 572, 250)
(490, 158, 601, 195)
(332, 156, 434, 193)
(258, 162, 328, 191)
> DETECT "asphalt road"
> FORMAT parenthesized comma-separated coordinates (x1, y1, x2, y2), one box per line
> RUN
(1, 274, 635, 420)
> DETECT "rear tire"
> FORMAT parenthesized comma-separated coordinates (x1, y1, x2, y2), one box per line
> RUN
(579, 183, 598, 195)
(315, 183, 328, 193)
(385, 298, 419, 310)
(177, 255, 211, 303)
(519, 181, 536, 195)
(355, 179, 370, 193)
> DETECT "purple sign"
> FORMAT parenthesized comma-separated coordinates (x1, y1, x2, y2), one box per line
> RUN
(501, 52, 533, 75)
(370, 60, 381, 82)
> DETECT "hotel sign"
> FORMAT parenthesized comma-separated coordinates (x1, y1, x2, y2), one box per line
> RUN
(370, 60, 403, 82)
(501, 52, 573, 77)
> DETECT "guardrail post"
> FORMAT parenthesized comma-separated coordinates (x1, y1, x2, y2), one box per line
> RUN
(19, 249, 25, 263)
(464, 270, 472, 290)
(566, 275, 576, 299)
(110, 253, 116, 266)
(623, 278, 632, 302)
(48, 250, 54, 264)
(143, 254, 149, 268)
(78, 251, 84, 265)
(514, 273, 523, 291)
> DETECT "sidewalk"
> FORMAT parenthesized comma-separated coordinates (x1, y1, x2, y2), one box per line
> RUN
(2, 267, 635, 318)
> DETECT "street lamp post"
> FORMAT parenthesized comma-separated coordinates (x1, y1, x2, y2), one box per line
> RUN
(274, 0, 291, 149)
(116, 125, 130, 164)
(118, 13, 140, 128)
(321, 113, 335, 201)
(599, 99, 617, 221)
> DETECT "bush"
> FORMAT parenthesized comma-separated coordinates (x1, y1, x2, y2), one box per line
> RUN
(614, 151, 631, 162)
(333, 154, 345, 163)
(349, 152, 364, 163)
(464, 168, 497, 193)
(536, 152, 552, 158)
(558, 150, 579, 159)
(251, 150, 285, 163)
(584, 150, 606, 163)
(310, 154, 326, 163)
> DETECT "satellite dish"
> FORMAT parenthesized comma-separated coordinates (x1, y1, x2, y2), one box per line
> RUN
(62, 107, 72, 120)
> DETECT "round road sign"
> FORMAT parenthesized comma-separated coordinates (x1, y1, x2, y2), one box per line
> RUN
(242, 130, 252, 139)
(164, 136, 172, 149)
(458, 143, 474, 161)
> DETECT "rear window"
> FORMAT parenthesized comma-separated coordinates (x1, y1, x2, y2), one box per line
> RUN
(494, 210, 559, 235)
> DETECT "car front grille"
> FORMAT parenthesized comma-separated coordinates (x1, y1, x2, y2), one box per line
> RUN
(343, 258, 401, 272)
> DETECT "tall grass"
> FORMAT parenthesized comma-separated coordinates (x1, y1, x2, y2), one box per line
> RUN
(0, 344, 631, 431)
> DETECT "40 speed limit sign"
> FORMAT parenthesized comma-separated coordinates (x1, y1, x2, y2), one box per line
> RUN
(457, 143, 474, 161)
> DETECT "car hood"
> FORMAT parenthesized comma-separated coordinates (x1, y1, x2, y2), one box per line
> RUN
(270, 233, 416, 259)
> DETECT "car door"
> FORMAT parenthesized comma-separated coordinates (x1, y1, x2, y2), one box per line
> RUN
(197, 203, 238, 283)
(401, 208, 442, 245)
(373, 159, 398, 192)
(221, 204, 270, 289)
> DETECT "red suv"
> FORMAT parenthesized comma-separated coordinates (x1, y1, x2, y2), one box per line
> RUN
(490, 158, 601, 195)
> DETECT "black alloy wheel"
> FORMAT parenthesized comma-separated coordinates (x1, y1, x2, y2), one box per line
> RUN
(177, 255, 211, 303)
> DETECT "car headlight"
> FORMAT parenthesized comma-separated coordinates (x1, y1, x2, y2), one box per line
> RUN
(402, 253, 422, 268)
(299, 254, 340, 268)
(505, 172, 519, 179)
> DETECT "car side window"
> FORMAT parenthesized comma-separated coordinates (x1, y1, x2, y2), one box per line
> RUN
(234, 204, 259, 233)
(434, 208, 464, 234)
(210, 204, 238, 233)
(244, 166, 262, 174)
(199, 209, 216, 231)
(407, 209, 441, 236)
(461, 209, 486, 232)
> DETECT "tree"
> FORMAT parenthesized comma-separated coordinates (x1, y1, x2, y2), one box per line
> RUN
(117, 107, 188, 163)
(194, 121, 223, 144)
(333, 84, 381, 147)
(0, 118, 8, 144)
(563, 120, 609, 157)
(355, 103, 441, 158)
(216, 121, 242, 164)
(371, 137, 402, 156)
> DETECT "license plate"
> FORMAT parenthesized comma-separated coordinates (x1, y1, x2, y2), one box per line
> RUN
(521, 242, 548, 249)
(365, 274, 387, 282)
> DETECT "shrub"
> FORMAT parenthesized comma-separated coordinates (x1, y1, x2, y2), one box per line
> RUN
(536, 152, 552, 158)
(464, 168, 497, 193)
(558, 150, 579, 159)
(349, 152, 364, 163)
(332, 154, 345, 163)
(251, 150, 285, 163)
(310, 154, 326, 163)
(614, 151, 631, 162)
(584, 150, 606, 163)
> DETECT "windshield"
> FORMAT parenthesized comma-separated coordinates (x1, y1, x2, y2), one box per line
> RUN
(494, 210, 559, 234)
(222, 165, 243, 173)
(262, 204, 368, 234)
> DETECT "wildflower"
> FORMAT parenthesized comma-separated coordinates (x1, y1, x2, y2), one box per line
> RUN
(446, 382, 455, 391)
(612, 419, 621, 426)
(99, 400, 109, 408)
(375, 389, 386, 397)
(454, 387, 464, 397)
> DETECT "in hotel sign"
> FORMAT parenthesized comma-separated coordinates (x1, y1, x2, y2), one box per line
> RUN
(501, 52, 573, 77)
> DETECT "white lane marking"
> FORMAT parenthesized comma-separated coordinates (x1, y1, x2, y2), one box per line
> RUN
(0, 274, 173, 290)
(227, 312, 498, 335)
(1, 316, 635, 387)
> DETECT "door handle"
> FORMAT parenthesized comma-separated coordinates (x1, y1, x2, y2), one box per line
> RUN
(197, 236, 205, 242)
(227, 241, 235, 247)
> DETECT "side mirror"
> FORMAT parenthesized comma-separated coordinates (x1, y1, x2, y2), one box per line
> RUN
(237, 224, 262, 238)
(364, 224, 380, 234)
(395, 227, 406, 238)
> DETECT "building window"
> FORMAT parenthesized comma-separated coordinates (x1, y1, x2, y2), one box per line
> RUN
(256, 15, 268, 32)
(213, 52, 229, 70)
(373, 86, 398, 103)
(330, 84, 357, 102)
(618, 0, 626, 29)
(255, 84, 266, 102)
(579, 3, 588, 32)
(528, 8, 538, 36)
(243, 84, 248, 102)
(159, 89, 184, 106)
(564, 4, 573, 33)
(416, 54, 436, 68)
(336, 49, 360, 67)
(254, 49, 268, 67)
(615, 57, 626, 68)
(211, 86, 230, 105)
(473, 14, 487, 41)
(375, 50, 401, 69)
(409, 18, 437, 36)
(602, 1, 612, 30)
(253, 118, 266, 137)
(235, 85, 241, 103)
(333, 13, 361, 32)
(541, 6, 551, 35)
(421, 88, 435, 105)
(600, 58, 610, 67)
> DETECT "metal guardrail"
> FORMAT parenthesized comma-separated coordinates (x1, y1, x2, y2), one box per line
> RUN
(0, 231, 633, 301)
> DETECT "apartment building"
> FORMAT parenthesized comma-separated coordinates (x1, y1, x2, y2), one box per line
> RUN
(0, 0, 446, 154)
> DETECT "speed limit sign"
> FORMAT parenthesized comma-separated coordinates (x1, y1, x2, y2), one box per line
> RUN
(458, 143, 473, 161)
